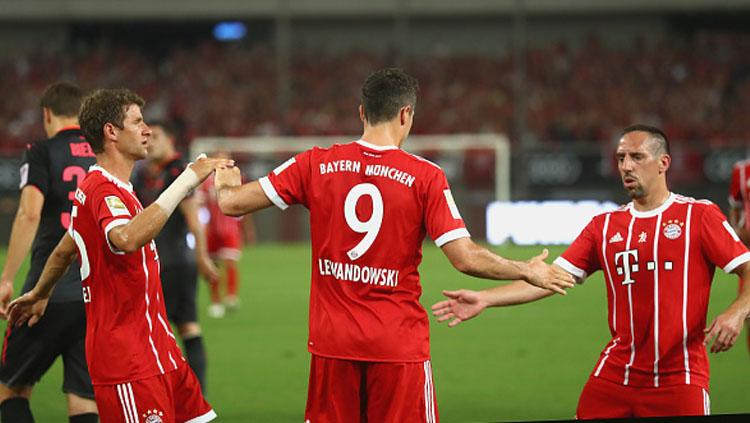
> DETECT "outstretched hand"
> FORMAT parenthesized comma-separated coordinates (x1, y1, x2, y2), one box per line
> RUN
(431, 289, 487, 327)
(524, 249, 575, 295)
(188, 154, 235, 182)
(7, 290, 49, 328)
(215, 166, 242, 190)
(0, 281, 13, 319)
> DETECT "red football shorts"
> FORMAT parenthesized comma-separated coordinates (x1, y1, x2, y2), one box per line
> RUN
(206, 230, 241, 261)
(94, 364, 215, 423)
(304, 354, 438, 423)
(576, 375, 709, 419)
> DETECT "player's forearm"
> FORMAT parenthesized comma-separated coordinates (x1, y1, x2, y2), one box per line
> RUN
(33, 233, 77, 298)
(179, 198, 210, 258)
(0, 206, 41, 283)
(480, 280, 555, 307)
(217, 181, 272, 216)
(109, 205, 171, 253)
(730, 262, 750, 319)
(444, 239, 532, 281)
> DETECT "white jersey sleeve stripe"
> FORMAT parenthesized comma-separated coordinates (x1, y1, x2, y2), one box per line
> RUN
(259, 176, 289, 210)
(723, 252, 750, 274)
(552, 256, 588, 281)
(434, 228, 470, 247)
(722, 221, 741, 242)
(104, 218, 130, 255)
(273, 157, 296, 175)
(185, 409, 218, 423)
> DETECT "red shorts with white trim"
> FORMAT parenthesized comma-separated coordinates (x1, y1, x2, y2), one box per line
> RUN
(94, 364, 215, 423)
(304, 354, 438, 423)
(576, 375, 709, 419)
(206, 231, 241, 261)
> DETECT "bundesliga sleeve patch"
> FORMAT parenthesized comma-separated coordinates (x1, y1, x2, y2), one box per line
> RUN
(105, 195, 131, 217)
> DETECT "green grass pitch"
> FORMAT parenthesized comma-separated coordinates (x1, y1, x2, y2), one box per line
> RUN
(2, 244, 748, 422)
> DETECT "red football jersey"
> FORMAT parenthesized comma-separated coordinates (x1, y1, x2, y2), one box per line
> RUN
(729, 159, 750, 232)
(197, 177, 242, 245)
(554, 193, 750, 389)
(68, 165, 183, 385)
(260, 139, 470, 362)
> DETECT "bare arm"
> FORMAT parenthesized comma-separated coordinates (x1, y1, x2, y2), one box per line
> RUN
(431, 273, 560, 327)
(705, 261, 750, 353)
(109, 157, 233, 253)
(440, 237, 575, 294)
(0, 186, 44, 317)
(215, 167, 273, 216)
(728, 207, 750, 245)
(7, 232, 78, 327)
(179, 197, 219, 281)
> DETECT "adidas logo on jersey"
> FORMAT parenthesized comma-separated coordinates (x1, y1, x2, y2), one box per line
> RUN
(609, 232, 624, 243)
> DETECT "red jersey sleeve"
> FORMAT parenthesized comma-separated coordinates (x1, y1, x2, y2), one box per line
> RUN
(424, 168, 470, 247)
(90, 184, 133, 254)
(259, 150, 313, 210)
(729, 164, 742, 209)
(699, 203, 750, 273)
(554, 217, 601, 282)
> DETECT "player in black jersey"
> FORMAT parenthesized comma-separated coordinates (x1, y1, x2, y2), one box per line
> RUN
(0, 82, 98, 422)
(132, 121, 218, 391)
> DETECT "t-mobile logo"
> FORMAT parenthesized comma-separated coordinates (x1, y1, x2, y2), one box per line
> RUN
(615, 249, 639, 285)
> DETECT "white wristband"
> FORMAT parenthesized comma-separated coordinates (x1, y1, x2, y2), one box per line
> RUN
(154, 167, 200, 216)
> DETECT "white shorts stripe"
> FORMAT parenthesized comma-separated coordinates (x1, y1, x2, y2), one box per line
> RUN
(423, 360, 436, 423)
(117, 384, 133, 423)
(703, 388, 710, 415)
(126, 383, 139, 422)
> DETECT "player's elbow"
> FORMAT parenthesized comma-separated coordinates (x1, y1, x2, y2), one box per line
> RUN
(218, 197, 244, 217)
(16, 208, 41, 225)
(110, 232, 140, 254)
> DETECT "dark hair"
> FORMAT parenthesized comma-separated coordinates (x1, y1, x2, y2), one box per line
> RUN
(40, 82, 83, 118)
(621, 124, 670, 156)
(361, 68, 419, 125)
(79, 88, 145, 154)
(148, 120, 178, 139)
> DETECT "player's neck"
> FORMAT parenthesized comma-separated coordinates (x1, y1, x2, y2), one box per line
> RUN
(633, 187, 671, 212)
(361, 125, 402, 149)
(96, 153, 136, 185)
(45, 117, 79, 138)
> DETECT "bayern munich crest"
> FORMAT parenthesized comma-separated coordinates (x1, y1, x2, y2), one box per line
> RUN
(142, 409, 164, 423)
(662, 219, 684, 240)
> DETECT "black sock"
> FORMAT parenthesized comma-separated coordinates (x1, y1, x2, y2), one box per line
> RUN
(0, 397, 34, 423)
(69, 413, 98, 423)
(183, 335, 207, 392)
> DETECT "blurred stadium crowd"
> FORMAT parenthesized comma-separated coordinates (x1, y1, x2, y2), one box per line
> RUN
(2, 31, 750, 153)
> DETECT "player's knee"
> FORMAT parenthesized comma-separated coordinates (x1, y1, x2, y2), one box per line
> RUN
(66, 393, 98, 415)
(0, 383, 32, 401)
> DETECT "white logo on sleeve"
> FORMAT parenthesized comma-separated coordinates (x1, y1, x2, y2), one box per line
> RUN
(443, 189, 462, 219)
(18, 163, 29, 189)
(105, 196, 131, 217)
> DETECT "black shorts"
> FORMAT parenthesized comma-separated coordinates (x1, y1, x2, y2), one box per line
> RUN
(0, 301, 94, 398)
(161, 264, 198, 325)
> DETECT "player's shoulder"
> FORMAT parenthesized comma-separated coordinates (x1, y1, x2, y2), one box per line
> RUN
(80, 165, 132, 195)
(673, 193, 715, 208)
(733, 158, 750, 169)
(24, 138, 50, 156)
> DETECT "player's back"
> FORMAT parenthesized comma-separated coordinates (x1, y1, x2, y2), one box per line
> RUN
(262, 140, 469, 362)
(20, 127, 95, 302)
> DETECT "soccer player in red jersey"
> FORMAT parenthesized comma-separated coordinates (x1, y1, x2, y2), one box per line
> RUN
(196, 164, 246, 318)
(432, 125, 750, 419)
(212, 68, 574, 423)
(729, 157, 750, 355)
(7, 89, 232, 423)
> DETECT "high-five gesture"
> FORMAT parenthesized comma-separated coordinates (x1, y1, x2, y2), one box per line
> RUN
(523, 249, 576, 295)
